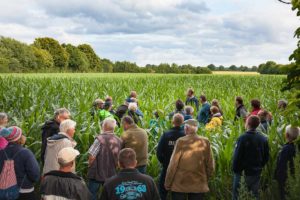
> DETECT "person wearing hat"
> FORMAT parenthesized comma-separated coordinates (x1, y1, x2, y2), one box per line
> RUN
(0, 126, 40, 200)
(41, 147, 92, 200)
(157, 113, 185, 200)
(165, 119, 215, 200)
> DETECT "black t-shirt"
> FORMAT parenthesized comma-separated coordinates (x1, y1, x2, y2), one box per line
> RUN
(100, 169, 160, 200)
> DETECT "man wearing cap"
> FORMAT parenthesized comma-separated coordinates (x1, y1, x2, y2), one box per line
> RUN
(41, 147, 92, 200)
(43, 119, 77, 175)
(0, 126, 40, 200)
(87, 118, 122, 200)
(156, 113, 185, 200)
(100, 148, 160, 200)
(165, 119, 215, 200)
(41, 108, 71, 164)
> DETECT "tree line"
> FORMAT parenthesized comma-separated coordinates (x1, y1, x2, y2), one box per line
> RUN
(0, 36, 292, 74)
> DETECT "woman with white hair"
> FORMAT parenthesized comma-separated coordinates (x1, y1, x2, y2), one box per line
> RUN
(127, 102, 142, 125)
(42, 119, 77, 175)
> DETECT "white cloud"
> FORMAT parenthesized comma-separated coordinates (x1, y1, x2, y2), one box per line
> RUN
(0, 0, 298, 67)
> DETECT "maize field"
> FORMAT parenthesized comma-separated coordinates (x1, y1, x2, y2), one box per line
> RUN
(0, 73, 292, 199)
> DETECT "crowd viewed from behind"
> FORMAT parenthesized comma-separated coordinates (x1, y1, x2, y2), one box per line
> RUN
(0, 88, 298, 200)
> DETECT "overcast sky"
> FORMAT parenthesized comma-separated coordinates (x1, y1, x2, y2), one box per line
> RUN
(0, 0, 298, 67)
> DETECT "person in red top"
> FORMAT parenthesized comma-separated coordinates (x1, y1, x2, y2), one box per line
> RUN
(248, 99, 262, 117)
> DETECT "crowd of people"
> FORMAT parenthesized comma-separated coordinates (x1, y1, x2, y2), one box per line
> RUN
(0, 88, 298, 200)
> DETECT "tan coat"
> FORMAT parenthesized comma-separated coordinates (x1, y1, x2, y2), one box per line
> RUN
(165, 134, 215, 193)
(42, 132, 77, 175)
(121, 125, 148, 167)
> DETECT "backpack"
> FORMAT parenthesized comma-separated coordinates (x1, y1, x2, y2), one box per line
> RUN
(0, 149, 24, 200)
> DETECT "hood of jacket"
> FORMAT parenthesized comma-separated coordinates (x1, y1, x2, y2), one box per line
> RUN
(47, 132, 76, 147)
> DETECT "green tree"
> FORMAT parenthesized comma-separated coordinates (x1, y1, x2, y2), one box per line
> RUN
(31, 46, 54, 70)
(101, 58, 114, 73)
(0, 37, 37, 72)
(63, 44, 90, 72)
(78, 44, 102, 72)
(33, 37, 69, 70)
(207, 64, 216, 71)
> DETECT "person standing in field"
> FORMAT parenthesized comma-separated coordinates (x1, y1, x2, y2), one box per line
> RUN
(249, 99, 262, 116)
(0, 112, 9, 150)
(90, 99, 104, 118)
(100, 148, 160, 200)
(211, 99, 223, 116)
(234, 97, 248, 121)
(232, 115, 269, 200)
(205, 106, 223, 131)
(184, 106, 194, 121)
(156, 113, 185, 200)
(43, 119, 77, 175)
(165, 119, 215, 200)
(275, 125, 300, 200)
(128, 102, 142, 125)
(197, 95, 211, 125)
(41, 147, 92, 200)
(98, 101, 114, 122)
(257, 110, 271, 134)
(0, 126, 40, 200)
(169, 99, 186, 119)
(185, 88, 199, 112)
(41, 108, 71, 164)
(121, 116, 148, 174)
(87, 118, 122, 200)
(277, 99, 288, 110)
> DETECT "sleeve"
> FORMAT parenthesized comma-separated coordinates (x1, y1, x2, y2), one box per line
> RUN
(262, 139, 270, 166)
(204, 105, 211, 123)
(232, 137, 244, 174)
(99, 185, 109, 200)
(156, 134, 165, 164)
(195, 98, 199, 112)
(41, 128, 52, 163)
(206, 141, 215, 178)
(88, 139, 101, 158)
(151, 179, 161, 200)
(121, 132, 128, 148)
(164, 140, 182, 190)
(24, 149, 40, 183)
(78, 182, 93, 200)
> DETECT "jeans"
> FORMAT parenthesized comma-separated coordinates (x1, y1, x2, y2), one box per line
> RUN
(159, 167, 168, 200)
(172, 192, 204, 200)
(232, 173, 260, 200)
(136, 165, 147, 174)
(88, 179, 104, 200)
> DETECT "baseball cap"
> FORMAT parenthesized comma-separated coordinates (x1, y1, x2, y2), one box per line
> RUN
(58, 147, 80, 165)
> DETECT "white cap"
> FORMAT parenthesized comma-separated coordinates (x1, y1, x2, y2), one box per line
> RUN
(58, 147, 80, 165)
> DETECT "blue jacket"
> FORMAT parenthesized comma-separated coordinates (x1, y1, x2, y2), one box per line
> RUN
(0, 143, 40, 189)
(275, 143, 297, 184)
(185, 96, 199, 111)
(232, 130, 269, 176)
(156, 126, 185, 168)
(197, 102, 211, 124)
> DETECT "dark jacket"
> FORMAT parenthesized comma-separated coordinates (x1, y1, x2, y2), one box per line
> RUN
(197, 102, 211, 124)
(128, 110, 141, 125)
(156, 126, 185, 168)
(41, 119, 60, 163)
(100, 168, 160, 200)
(87, 133, 122, 182)
(41, 170, 92, 200)
(115, 105, 128, 122)
(184, 115, 193, 121)
(168, 110, 185, 120)
(185, 96, 199, 111)
(235, 105, 248, 121)
(232, 130, 269, 176)
(274, 143, 297, 184)
(0, 143, 40, 189)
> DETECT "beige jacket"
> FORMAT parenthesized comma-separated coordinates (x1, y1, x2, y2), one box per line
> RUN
(42, 132, 77, 175)
(121, 125, 148, 167)
(165, 134, 215, 193)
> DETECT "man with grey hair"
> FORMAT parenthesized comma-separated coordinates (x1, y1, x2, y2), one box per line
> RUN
(275, 125, 300, 199)
(165, 119, 215, 200)
(87, 118, 122, 200)
(42, 119, 77, 175)
(41, 108, 71, 163)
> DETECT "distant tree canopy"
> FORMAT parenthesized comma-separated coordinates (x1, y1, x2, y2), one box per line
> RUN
(0, 36, 292, 74)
